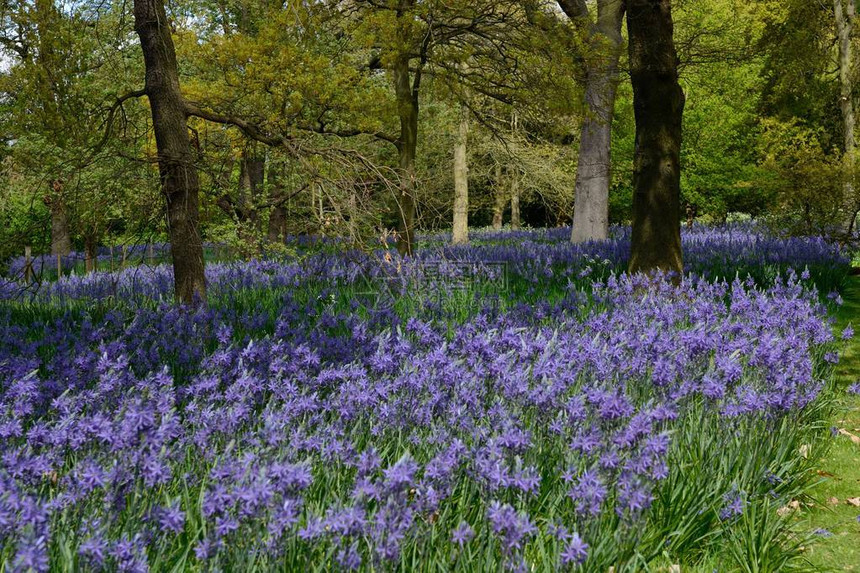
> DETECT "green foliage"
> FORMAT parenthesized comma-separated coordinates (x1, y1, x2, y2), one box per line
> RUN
(757, 119, 846, 235)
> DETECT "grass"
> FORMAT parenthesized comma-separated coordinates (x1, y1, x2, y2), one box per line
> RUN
(802, 275, 860, 572)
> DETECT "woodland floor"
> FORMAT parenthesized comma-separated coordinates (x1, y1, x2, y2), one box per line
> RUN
(803, 275, 860, 571)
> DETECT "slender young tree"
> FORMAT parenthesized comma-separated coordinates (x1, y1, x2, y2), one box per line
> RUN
(492, 164, 506, 230)
(559, 0, 625, 243)
(133, 0, 207, 303)
(452, 102, 469, 244)
(627, 0, 685, 276)
(835, 0, 858, 233)
(510, 172, 521, 229)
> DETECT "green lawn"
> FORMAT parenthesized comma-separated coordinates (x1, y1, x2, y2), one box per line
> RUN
(802, 275, 860, 572)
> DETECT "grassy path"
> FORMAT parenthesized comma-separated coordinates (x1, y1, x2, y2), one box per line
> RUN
(804, 276, 860, 571)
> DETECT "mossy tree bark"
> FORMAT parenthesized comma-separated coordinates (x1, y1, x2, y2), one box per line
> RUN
(627, 0, 685, 277)
(393, 51, 419, 256)
(835, 0, 858, 234)
(559, 0, 626, 244)
(45, 180, 72, 256)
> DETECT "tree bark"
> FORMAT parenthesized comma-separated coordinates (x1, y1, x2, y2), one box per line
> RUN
(134, 0, 207, 304)
(46, 180, 72, 256)
(239, 150, 265, 222)
(835, 0, 858, 233)
(238, 149, 265, 254)
(393, 52, 419, 255)
(452, 102, 469, 244)
(267, 164, 287, 243)
(568, 0, 625, 243)
(492, 163, 506, 230)
(84, 235, 98, 274)
(510, 170, 521, 230)
(627, 0, 685, 277)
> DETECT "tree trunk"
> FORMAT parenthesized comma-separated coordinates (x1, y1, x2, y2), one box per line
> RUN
(267, 164, 287, 243)
(134, 0, 206, 304)
(84, 235, 97, 274)
(570, 0, 625, 243)
(393, 52, 419, 255)
(492, 164, 506, 230)
(627, 0, 685, 277)
(46, 180, 72, 256)
(510, 170, 521, 230)
(347, 192, 358, 243)
(452, 102, 469, 245)
(238, 149, 265, 255)
(267, 205, 287, 243)
(835, 0, 858, 233)
(239, 150, 265, 221)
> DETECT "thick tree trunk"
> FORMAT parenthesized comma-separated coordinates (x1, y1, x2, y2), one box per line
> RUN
(627, 0, 685, 277)
(134, 0, 206, 304)
(452, 103, 469, 245)
(492, 164, 506, 230)
(238, 150, 265, 255)
(510, 171, 521, 230)
(46, 180, 72, 256)
(570, 0, 625, 243)
(835, 0, 858, 233)
(393, 53, 419, 255)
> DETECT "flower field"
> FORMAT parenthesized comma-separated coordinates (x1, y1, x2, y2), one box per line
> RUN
(0, 225, 854, 571)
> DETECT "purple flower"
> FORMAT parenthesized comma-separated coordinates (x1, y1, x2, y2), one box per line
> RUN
(79, 534, 108, 568)
(720, 489, 745, 520)
(215, 516, 239, 539)
(487, 501, 536, 553)
(194, 538, 218, 561)
(451, 521, 474, 546)
(335, 541, 362, 570)
(383, 455, 418, 491)
(157, 503, 185, 534)
(13, 535, 49, 572)
(568, 470, 607, 517)
(560, 532, 589, 566)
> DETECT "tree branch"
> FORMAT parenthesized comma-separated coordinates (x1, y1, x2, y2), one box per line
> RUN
(93, 89, 147, 153)
(184, 102, 291, 147)
(557, 0, 591, 21)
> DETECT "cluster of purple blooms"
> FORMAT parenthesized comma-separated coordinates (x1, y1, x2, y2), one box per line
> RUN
(1, 223, 848, 303)
(0, 225, 850, 571)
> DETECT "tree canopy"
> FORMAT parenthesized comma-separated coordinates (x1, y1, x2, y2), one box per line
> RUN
(1, 0, 857, 297)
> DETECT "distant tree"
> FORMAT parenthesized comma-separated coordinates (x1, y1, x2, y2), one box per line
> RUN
(834, 0, 858, 232)
(452, 102, 469, 244)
